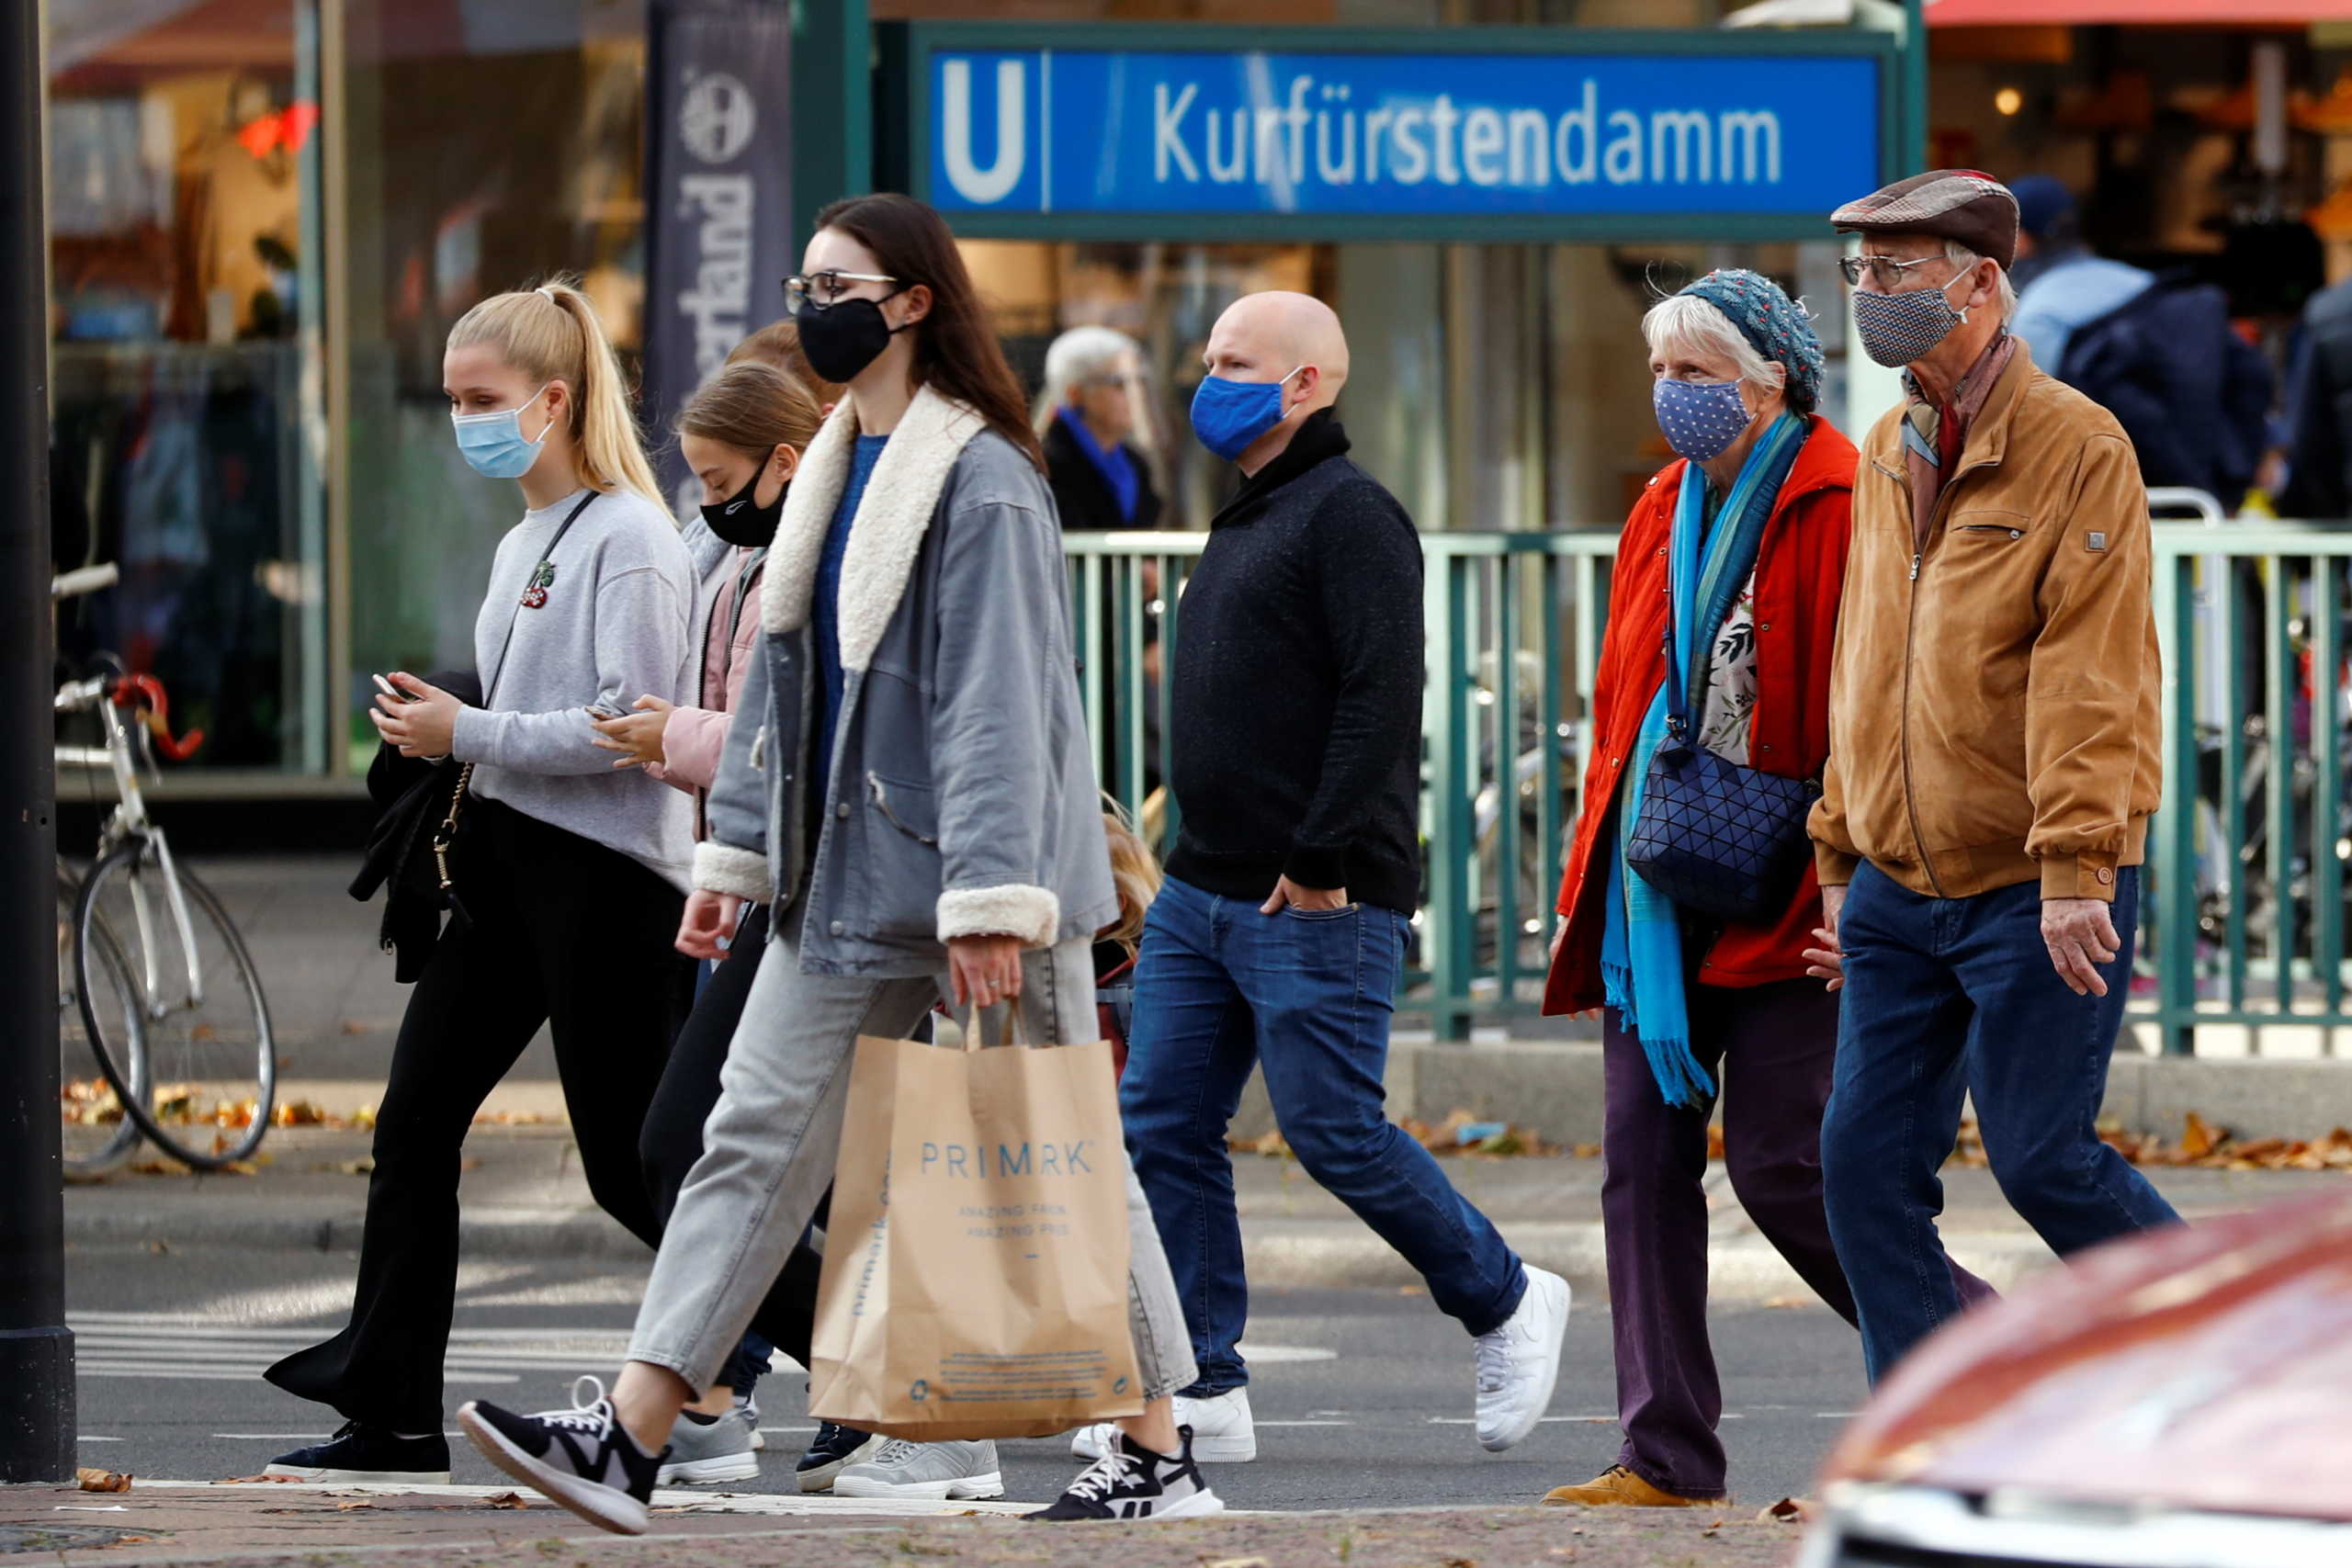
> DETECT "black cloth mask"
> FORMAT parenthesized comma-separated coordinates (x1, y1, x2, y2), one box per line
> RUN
(701, 468, 786, 548)
(794, 294, 906, 385)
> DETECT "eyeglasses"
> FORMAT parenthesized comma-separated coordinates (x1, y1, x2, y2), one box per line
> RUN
(783, 270, 899, 313)
(1838, 254, 1953, 290)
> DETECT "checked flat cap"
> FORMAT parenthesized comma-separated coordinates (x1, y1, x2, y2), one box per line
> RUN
(1831, 170, 2019, 271)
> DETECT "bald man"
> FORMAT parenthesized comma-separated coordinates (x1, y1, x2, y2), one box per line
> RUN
(1078, 293, 1570, 1469)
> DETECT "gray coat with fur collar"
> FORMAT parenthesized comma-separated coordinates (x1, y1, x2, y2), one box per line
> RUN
(693, 384, 1116, 976)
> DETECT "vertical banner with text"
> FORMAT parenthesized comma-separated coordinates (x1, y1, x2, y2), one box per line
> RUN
(644, 0, 793, 504)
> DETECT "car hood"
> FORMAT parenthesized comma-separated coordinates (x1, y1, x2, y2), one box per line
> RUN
(1820, 1189, 2352, 1521)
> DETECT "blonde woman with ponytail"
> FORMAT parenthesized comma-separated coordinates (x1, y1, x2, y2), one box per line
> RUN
(260, 280, 701, 1487)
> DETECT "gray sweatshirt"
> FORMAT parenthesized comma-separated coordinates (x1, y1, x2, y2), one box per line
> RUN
(448, 486, 697, 889)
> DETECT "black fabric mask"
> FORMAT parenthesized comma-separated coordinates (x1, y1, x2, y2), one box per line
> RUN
(700, 468, 786, 548)
(794, 294, 905, 385)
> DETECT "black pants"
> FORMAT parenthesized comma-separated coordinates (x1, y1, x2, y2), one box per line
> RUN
(266, 798, 693, 1432)
(636, 899, 829, 1375)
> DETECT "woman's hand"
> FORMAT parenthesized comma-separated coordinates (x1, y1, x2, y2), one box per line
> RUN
(948, 933, 1025, 1010)
(591, 695, 675, 770)
(678, 889, 745, 961)
(370, 673, 460, 759)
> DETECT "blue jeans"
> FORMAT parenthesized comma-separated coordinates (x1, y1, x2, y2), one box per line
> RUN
(1121, 875, 1528, 1396)
(1821, 861, 2181, 1383)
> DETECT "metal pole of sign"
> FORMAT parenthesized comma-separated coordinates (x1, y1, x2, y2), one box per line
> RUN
(0, 0, 75, 1484)
(1901, 0, 1928, 171)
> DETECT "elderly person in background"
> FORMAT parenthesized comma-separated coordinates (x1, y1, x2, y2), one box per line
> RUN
(1542, 271, 1984, 1512)
(1807, 172, 2178, 1386)
(1041, 325, 1162, 531)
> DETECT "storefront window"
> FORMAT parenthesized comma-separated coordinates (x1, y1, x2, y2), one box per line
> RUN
(340, 0, 648, 773)
(48, 0, 329, 773)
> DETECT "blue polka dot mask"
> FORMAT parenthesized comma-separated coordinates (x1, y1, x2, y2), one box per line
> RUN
(1652, 377, 1754, 463)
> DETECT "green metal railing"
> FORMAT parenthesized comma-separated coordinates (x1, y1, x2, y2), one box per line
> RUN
(1069, 519, 2352, 1052)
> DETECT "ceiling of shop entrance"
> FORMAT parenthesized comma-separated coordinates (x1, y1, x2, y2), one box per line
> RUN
(50, 0, 296, 81)
(1927, 0, 2352, 23)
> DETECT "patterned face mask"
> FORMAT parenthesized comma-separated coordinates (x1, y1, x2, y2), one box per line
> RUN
(1850, 271, 1972, 368)
(1653, 378, 1752, 462)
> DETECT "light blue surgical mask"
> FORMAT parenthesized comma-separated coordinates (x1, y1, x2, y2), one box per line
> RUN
(1190, 366, 1302, 463)
(451, 382, 555, 479)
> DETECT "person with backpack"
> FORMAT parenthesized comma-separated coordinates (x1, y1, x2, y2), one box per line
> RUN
(260, 280, 697, 1483)
(2011, 174, 2272, 511)
(450, 194, 1221, 1534)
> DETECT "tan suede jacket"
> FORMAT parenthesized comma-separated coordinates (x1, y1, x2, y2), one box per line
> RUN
(1809, 342, 2161, 904)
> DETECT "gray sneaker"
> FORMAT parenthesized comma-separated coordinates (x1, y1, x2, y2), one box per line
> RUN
(831, 1438, 1004, 1500)
(732, 1390, 763, 1452)
(655, 1410, 760, 1486)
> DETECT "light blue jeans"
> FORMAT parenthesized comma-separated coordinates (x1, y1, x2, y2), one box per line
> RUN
(626, 905, 1196, 1403)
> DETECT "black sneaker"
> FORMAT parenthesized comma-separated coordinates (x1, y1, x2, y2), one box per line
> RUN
(264, 1420, 451, 1484)
(1027, 1426, 1226, 1522)
(457, 1376, 664, 1536)
(795, 1419, 883, 1495)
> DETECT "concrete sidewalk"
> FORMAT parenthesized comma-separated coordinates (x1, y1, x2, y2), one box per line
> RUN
(0, 1479, 1803, 1567)
(62, 1113, 2343, 1303)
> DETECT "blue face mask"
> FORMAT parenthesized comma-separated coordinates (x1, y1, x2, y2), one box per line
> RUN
(1652, 378, 1753, 463)
(1190, 366, 1302, 463)
(451, 383, 555, 479)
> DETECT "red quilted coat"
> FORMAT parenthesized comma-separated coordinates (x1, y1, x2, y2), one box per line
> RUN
(1544, 415, 1855, 1016)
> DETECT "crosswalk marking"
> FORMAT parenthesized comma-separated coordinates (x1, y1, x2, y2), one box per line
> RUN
(69, 1316, 640, 1383)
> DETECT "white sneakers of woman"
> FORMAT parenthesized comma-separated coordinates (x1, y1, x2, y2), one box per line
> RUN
(1071, 1389, 1256, 1464)
(1474, 1267, 1571, 1452)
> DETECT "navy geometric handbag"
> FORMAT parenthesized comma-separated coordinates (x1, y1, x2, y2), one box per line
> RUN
(1624, 612, 1820, 928)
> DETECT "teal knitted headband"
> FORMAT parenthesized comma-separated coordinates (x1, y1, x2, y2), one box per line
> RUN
(1677, 269, 1826, 415)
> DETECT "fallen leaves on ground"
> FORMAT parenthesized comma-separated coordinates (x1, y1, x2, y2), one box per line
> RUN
(334, 1500, 378, 1512)
(482, 1492, 529, 1509)
(2103, 1115, 2352, 1172)
(1760, 1497, 1813, 1524)
(220, 1473, 305, 1483)
(75, 1467, 131, 1493)
(1230, 1108, 1558, 1160)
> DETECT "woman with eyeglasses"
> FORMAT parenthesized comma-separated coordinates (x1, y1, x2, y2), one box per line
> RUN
(1537, 270, 1992, 1513)
(453, 194, 1221, 1533)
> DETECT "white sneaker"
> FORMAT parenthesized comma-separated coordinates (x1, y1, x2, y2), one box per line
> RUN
(654, 1407, 759, 1486)
(1072, 1389, 1257, 1463)
(831, 1438, 1005, 1500)
(1474, 1267, 1570, 1452)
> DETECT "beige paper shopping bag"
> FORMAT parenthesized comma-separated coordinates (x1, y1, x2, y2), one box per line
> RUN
(808, 1017, 1144, 1441)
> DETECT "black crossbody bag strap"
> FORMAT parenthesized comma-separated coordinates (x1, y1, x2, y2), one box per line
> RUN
(434, 489, 600, 908)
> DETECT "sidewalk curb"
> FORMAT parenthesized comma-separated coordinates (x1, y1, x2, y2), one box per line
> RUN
(65, 1201, 2056, 1303)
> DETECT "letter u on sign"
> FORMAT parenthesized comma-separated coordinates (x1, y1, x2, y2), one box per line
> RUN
(942, 58, 1026, 205)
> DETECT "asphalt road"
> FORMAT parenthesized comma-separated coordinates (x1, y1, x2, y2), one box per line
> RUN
(65, 1243, 1868, 1512)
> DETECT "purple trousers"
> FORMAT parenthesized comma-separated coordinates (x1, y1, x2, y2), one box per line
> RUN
(1600, 979, 1991, 1498)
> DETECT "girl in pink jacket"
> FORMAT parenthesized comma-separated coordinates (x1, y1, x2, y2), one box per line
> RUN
(585, 356, 824, 1486)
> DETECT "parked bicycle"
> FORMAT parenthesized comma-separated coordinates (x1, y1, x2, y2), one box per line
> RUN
(54, 563, 276, 1174)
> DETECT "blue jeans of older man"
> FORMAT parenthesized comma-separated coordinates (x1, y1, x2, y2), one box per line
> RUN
(1821, 861, 2181, 1384)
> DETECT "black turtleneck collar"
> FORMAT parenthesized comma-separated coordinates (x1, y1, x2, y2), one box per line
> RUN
(1211, 408, 1351, 529)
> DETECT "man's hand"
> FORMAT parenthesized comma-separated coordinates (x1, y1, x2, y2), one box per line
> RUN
(1804, 883, 1849, 992)
(1262, 876, 1348, 914)
(949, 933, 1025, 1010)
(2043, 897, 2121, 998)
(677, 889, 744, 961)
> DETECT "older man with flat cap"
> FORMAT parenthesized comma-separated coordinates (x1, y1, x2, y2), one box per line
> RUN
(1804, 172, 2180, 1382)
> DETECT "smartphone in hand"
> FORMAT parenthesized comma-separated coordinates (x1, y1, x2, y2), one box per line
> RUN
(373, 673, 422, 705)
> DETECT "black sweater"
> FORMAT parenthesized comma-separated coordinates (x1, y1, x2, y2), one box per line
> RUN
(1166, 411, 1423, 915)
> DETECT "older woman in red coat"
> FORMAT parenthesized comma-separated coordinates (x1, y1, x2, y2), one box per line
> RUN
(1538, 271, 1986, 1512)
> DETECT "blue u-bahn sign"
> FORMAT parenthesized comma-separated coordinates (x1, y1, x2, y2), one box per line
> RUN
(888, 25, 1896, 243)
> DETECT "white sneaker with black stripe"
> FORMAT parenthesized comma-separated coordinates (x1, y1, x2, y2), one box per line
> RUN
(1027, 1426, 1225, 1522)
(457, 1377, 665, 1536)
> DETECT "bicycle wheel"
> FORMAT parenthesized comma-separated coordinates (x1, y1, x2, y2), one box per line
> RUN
(59, 869, 144, 1177)
(76, 836, 276, 1168)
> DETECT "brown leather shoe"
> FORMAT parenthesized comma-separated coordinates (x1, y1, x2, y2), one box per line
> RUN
(1541, 1464, 1728, 1509)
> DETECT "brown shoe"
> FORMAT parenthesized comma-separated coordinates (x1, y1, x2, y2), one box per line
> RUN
(1541, 1464, 1728, 1509)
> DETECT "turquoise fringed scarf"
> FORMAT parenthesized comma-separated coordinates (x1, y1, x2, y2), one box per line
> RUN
(1600, 413, 1806, 1107)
